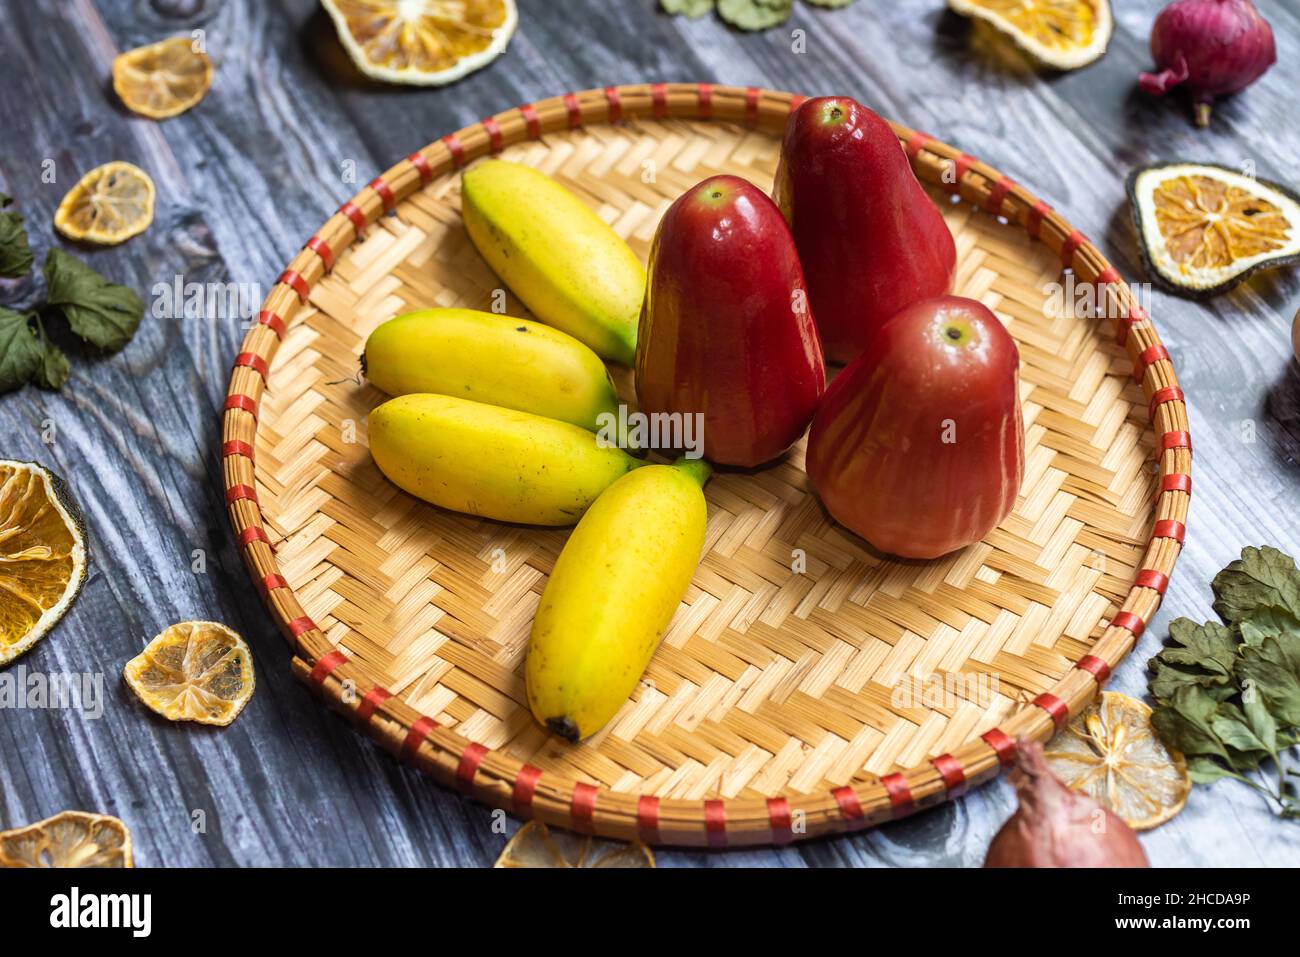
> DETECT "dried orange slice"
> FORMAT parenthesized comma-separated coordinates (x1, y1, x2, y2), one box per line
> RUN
(1044, 690, 1191, 830)
(0, 461, 87, 667)
(495, 821, 655, 868)
(0, 811, 132, 868)
(948, 0, 1112, 70)
(53, 162, 155, 245)
(322, 0, 517, 86)
(112, 36, 213, 119)
(1129, 162, 1300, 297)
(124, 620, 254, 726)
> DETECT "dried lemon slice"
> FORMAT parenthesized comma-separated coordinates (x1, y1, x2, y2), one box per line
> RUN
(53, 162, 156, 245)
(112, 36, 213, 119)
(495, 821, 655, 868)
(322, 0, 517, 86)
(124, 620, 254, 726)
(0, 461, 87, 667)
(1044, 690, 1190, 830)
(1129, 162, 1300, 297)
(947, 0, 1112, 70)
(0, 811, 132, 868)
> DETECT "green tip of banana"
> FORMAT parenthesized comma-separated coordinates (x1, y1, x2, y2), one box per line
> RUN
(672, 456, 712, 487)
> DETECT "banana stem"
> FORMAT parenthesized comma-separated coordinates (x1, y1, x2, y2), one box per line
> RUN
(672, 456, 713, 487)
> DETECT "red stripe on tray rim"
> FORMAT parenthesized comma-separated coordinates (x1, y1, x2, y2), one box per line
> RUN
(563, 92, 582, 128)
(1148, 386, 1185, 419)
(221, 439, 254, 460)
(308, 649, 348, 685)
(1033, 692, 1070, 730)
(441, 132, 467, 167)
(512, 764, 543, 814)
(305, 235, 334, 272)
(1075, 654, 1112, 685)
(224, 393, 258, 419)
(339, 200, 367, 233)
(357, 686, 394, 725)
(981, 728, 1017, 766)
(258, 309, 286, 339)
(637, 795, 661, 843)
(233, 352, 269, 380)
(1161, 430, 1192, 453)
(1026, 200, 1052, 239)
(949, 153, 974, 194)
(1111, 610, 1146, 639)
(571, 782, 598, 834)
(697, 83, 713, 117)
(832, 785, 865, 825)
(767, 797, 793, 844)
(1060, 229, 1086, 267)
(650, 82, 668, 118)
(407, 150, 434, 184)
(704, 798, 727, 848)
(931, 753, 966, 794)
(745, 85, 760, 124)
(1135, 568, 1171, 594)
(288, 616, 317, 637)
(903, 131, 932, 160)
(225, 483, 258, 505)
(278, 269, 309, 303)
(603, 85, 623, 123)
(881, 772, 914, 812)
(400, 715, 438, 763)
(456, 742, 489, 791)
(261, 573, 287, 595)
(238, 525, 270, 548)
(1162, 472, 1192, 494)
(480, 117, 504, 154)
(986, 174, 1015, 217)
(1153, 519, 1187, 544)
(519, 103, 541, 139)
(1134, 344, 1170, 383)
(368, 176, 396, 212)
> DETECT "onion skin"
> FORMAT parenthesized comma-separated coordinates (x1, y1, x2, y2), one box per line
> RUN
(984, 740, 1149, 868)
(1139, 0, 1276, 127)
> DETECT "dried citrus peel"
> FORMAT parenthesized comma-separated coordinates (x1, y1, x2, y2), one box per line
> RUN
(53, 162, 156, 246)
(0, 811, 132, 868)
(1130, 163, 1300, 295)
(494, 820, 655, 868)
(0, 461, 87, 666)
(947, 0, 1113, 70)
(1044, 690, 1190, 830)
(123, 620, 255, 726)
(322, 0, 517, 86)
(112, 36, 213, 119)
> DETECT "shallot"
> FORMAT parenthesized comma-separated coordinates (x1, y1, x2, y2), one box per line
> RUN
(984, 740, 1149, 868)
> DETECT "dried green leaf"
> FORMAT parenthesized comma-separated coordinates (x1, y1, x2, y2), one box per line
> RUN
(1147, 618, 1237, 704)
(1186, 756, 1235, 785)
(42, 249, 143, 352)
(1237, 633, 1300, 729)
(718, 0, 794, 31)
(1212, 545, 1300, 625)
(1150, 685, 1231, 762)
(0, 307, 41, 393)
(33, 330, 69, 391)
(1210, 702, 1269, 754)
(661, 0, 716, 16)
(0, 201, 33, 279)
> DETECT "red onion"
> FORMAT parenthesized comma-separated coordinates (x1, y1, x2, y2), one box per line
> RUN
(984, 740, 1149, 868)
(1139, 0, 1276, 127)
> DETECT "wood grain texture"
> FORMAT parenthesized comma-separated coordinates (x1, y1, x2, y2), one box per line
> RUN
(1, 0, 1298, 866)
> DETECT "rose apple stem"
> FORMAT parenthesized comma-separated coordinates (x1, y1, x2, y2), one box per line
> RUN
(672, 456, 713, 488)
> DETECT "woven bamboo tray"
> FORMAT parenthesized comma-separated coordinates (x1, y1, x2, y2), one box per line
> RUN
(222, 84, 1190, 847)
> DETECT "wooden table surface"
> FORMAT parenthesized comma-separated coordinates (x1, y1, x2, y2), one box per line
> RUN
(2, 0, 1298, 867)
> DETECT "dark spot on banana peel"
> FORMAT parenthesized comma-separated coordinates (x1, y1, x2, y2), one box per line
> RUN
(516, 326, 527, 332)
(547, 716, 580, 742)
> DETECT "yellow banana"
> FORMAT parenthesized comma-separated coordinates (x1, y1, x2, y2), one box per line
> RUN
(525, 458, 710, 741)
(362, 308, 621, 433)
(368, 394, 640, 526)
(461, 160, 645, 365)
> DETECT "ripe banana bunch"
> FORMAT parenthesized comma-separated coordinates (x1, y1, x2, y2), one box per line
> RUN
(526, 458, 710, 741)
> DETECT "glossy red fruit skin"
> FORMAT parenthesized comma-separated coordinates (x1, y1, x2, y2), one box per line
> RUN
(774, 96, 957, 364)
(636, 174, 825, 468)
(806, 296, 1023, 560)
